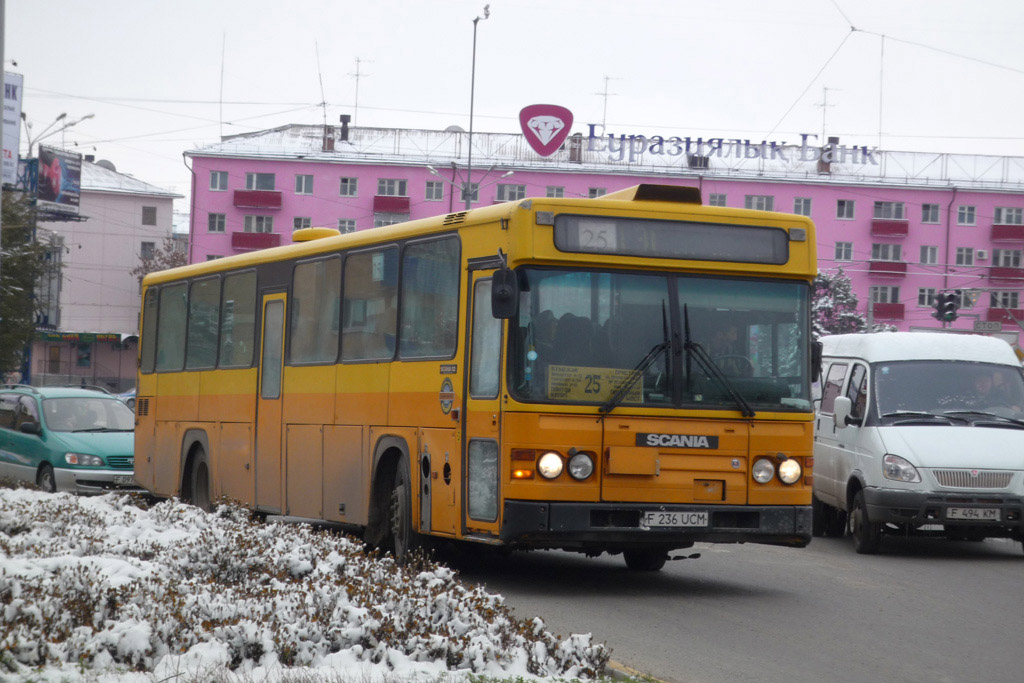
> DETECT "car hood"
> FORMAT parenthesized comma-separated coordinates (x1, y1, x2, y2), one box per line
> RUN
(877, 425, 1024, 469)
(52, 431, 134, 457)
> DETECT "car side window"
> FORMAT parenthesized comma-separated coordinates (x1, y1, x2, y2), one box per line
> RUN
(819, 362, 848, 414)
(16, 397, 39, 429)
(0, 394, 18, 430)
(845, 364, 868, 420)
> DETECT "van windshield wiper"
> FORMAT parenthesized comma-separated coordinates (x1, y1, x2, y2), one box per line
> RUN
(682, 305, 755, 418)
(941, 410, 1024, 428)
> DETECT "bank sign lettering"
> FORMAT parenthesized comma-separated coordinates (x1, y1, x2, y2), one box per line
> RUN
(518, 104, 879, 165)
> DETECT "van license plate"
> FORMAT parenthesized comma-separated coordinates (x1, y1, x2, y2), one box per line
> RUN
(642, 511, 708, 528)
(947, 507, 999, 521)
(113, 475, 135, 486)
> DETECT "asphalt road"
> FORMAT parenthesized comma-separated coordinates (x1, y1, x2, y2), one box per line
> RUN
(456, 535, 1023, 683)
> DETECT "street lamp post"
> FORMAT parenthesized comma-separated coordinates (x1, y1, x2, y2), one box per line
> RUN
(466, 4, 490, 210)
(23, 112, 95, 156)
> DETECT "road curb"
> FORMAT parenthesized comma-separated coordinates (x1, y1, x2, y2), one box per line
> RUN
(606, 659, 668, 682)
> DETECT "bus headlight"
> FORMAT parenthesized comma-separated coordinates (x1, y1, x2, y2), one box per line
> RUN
(777, 458, 802, 485)
(537, 452, 564, 479)
(568, 452, 594, 480)
(752, 458, 775, 484)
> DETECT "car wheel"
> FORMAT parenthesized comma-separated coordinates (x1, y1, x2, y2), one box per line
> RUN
(811, 494, 829, 537)
(36, 464, 57, 493)
(623, 549, 668, 571)
(189, 449, 213, 513)
(849, 490, 882, 554)
(390, 458, 426, 565)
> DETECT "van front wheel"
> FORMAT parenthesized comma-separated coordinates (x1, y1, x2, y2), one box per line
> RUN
(850, 490, 882, 554)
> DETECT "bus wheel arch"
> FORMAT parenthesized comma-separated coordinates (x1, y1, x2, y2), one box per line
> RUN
(180, 430, 212, 512)
(365, 437, 409, 550)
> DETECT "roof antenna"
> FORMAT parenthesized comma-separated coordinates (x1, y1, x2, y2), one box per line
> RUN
(350, 57, 373, 128)
(315, 43, 330, 150)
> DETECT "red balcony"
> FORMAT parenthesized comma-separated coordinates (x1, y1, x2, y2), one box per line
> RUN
(870, 219, 909, 237)
(991, 224, 1024, 241)
(233, 190, 282, 209)
(988, 266, 1024, 281)
(987, 308, 1024, 323)
(870, 303, 904, 320)
(231, 231, 281, 251)
(868, 260, 907, 276)
(373, 195, 411, 213)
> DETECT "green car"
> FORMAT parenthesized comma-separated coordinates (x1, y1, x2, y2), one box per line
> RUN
(0, 385, 138, 493)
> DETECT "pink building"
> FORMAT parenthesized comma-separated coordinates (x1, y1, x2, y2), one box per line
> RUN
(185, 122, 1024, 346)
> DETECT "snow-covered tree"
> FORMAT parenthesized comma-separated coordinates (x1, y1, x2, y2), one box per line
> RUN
(812, 267, 896, 337)
(0, 194, 47, 377)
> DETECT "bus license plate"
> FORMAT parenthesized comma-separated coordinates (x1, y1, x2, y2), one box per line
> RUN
(642, 511, 708, 528)
(947, 507, 999, 521)
(113, 475, 135, 486)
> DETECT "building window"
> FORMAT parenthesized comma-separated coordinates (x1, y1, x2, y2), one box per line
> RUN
(546, 186, 565, 198)
(921, 203, 940, 223)
(377, 178, 408, 197)
(958, 291, 974, 309)
(295, 175, 313, 195)
(496, 184, 526, 202)
(338, 219, 357, 234)
(374, 213, 406, 228)
(708, 193, 726, 207)
(873, 201, 905, 220)
(460, 183, 479, 204)
(871, 243, 902, 261)
(244, 215, 273, 233)
(991, 291, 1019, 309)
(837, 200, 855, 220)
(994, 207, 1024, 225)
(745, 195, 774, 211)
(919, 245, 938, 265)
(869, 286, 900, 304)
(918, 288, 937, 306)
(834, 242, 853, 261)
(957, 205, 976, 226)
(142, 206, 157, 226)
(955, 247, 974, 266)
(208, 213, 226, 233)
(589, 188, 607, 198)
(340, 177, 358, 197)
(210, 171, 228, 191)
(793, 197, 812, 216)
(293, 217, 311, 231)
(206, 255, 224, 261)
(993, 249, 1022, 267)
(245, 173, 275, 191)
(425, 181, 444, 201)
(140, 241, 155, 259)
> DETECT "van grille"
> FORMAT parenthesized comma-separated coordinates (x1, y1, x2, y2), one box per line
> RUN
(933, 469, 1013, 489)
(107, 456, 134, 470)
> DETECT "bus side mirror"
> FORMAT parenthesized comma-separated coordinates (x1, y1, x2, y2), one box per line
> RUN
(811, 341, 823, 382)
(491, 268, 519, 319)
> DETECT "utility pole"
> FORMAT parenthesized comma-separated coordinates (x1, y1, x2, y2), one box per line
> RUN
(595, 75, 619, 129)
(1, 0, 6, 288)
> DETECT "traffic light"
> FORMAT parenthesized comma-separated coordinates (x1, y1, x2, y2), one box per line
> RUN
(931, 291, 961, 323)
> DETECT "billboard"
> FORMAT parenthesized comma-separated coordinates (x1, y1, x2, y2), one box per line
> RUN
(3, 72, 24, 185)
(37, 144, 82, 215)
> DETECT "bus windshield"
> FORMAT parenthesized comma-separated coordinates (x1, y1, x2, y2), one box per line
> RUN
(509, 268, 812, 412)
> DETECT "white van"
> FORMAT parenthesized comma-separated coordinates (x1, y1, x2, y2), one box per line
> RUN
(812, 332, 1024, 554)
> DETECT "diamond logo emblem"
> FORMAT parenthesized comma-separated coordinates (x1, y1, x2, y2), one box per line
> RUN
(519, 104, 573, 157)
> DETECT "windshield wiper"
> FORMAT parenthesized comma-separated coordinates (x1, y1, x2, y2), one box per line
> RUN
(599, 341, 669, 416)
(881, 411, 950, 419)
(682, 304, 755, 418)
(941, 410, 1024, 427)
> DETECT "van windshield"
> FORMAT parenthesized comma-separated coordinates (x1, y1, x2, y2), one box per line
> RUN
(873, 360, 1024, 421)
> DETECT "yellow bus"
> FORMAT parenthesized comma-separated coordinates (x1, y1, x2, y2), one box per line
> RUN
(135, 184, 818, 570)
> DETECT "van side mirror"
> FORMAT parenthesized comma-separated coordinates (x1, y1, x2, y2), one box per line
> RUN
(491, 267, 519, 319)
(19, 422, 41, 436)
(833, 396, 855, 428)
(811, 341, 823, 382)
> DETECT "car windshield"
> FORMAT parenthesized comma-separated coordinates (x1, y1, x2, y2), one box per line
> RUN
(873, 360, 1024, 421)
(42, 397, 135, 432)
(507, 267, 812, 412)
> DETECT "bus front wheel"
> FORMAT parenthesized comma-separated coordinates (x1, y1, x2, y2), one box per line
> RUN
(623, 549, 667, 571)
(390, 461, 425, 564)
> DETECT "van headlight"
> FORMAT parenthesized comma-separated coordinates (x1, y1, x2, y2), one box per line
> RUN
(65, 452, 104, 467)
(882, 454, 921, 483)
(537, 452, 564, 479)
(777, 459, 802, 485)
(752, 458, 775, 484)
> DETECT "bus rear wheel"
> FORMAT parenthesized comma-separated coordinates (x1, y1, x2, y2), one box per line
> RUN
(623, 549, 667, 571)
(189, 449, 212, 513)
(390, 461, 425, 565)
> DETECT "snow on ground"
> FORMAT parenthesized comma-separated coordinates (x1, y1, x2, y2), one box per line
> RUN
(0, 486, 609, 682)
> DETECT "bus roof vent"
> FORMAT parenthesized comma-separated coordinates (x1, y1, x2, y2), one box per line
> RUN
(443, 211, 469, 226)
(602, 184, 702, 205)
(292, 227, 342, 242)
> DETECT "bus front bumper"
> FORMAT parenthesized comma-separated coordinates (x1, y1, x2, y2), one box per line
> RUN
(500, 500, 812, 551)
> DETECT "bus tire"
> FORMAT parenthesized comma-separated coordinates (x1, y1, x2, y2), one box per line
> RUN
(811, 494, 829, 537)
(390, 459, 425, 565)
(623, 549, 667, 571)
(189, 449, 213, 513)
(825, 506, 848, 538)
(849, 490, 881, 554)
(37, 464, 57, 493)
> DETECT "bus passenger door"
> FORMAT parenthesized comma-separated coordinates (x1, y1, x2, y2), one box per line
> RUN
(255, 293, 286, 513)
(461, 274, 503, 537)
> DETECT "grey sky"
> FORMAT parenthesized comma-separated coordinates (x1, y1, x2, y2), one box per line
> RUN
(8, 0, 1024, 204)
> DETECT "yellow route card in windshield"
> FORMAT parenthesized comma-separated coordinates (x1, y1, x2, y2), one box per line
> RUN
(547, 365, 642, 402)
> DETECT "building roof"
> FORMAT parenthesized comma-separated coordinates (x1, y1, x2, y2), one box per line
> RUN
(186, 123, 1024, 194)
(81, 161, 182, 198)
